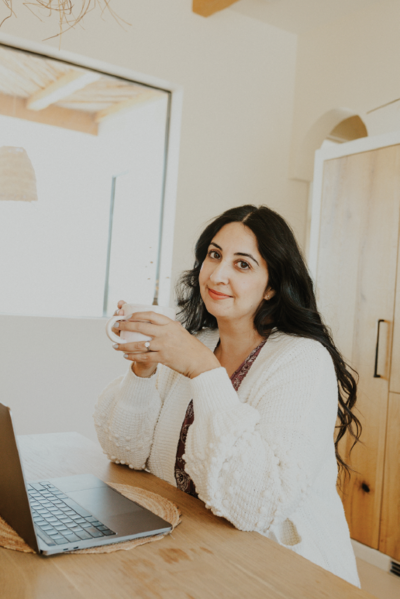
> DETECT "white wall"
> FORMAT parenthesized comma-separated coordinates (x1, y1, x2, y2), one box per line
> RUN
(290, 0, 400, 181)
(0, 0, 303, 439)
(0, 315, 124, 443)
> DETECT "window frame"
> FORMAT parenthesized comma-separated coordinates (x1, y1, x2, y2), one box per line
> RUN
(0, 37, 183, 310)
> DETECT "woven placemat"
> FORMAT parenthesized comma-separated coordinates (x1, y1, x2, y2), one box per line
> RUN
(0, 483, 181, 555)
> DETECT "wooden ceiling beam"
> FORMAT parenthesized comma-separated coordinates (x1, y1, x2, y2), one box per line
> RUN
(95, 90, 164, 123)
(0, 92, 98, 135)
(26, 70, 101, 111)
(193, 0, 239, 17)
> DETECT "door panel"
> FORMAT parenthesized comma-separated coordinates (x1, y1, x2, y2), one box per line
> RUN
(390, 239, 400, 393)
(379, 392, 400, 560)
(316, 145, 400, 548)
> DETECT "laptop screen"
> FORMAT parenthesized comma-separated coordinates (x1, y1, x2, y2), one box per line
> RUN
(0, 403, 39, 552)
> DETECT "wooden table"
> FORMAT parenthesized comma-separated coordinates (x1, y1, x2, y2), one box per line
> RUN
(0, 433, 373, 599)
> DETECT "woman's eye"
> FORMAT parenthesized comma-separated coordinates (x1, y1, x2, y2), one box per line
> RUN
(238, 261, 250, 270)
(207, 251, 249, 270)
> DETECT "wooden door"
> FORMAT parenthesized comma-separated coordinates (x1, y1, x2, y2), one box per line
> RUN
(389, 236, 400, 395)
(379, 238, 400, 560)
(379, 392, 400, 560)
(315, 145, 400, 549)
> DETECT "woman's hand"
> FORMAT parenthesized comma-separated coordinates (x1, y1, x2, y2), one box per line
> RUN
(112, 304, 220, 379)
(111, 301, 124, 338)
(112, 301, 156, 378)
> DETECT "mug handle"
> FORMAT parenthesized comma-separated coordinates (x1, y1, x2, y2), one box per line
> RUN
(106, 314, 128, 344)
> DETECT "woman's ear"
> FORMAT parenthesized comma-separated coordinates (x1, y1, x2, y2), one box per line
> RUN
(264, 288, 276, 301)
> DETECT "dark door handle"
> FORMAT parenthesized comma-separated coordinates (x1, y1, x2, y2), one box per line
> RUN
(374, 319, 385, 378)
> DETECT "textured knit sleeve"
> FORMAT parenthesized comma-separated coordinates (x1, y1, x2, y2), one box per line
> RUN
(184, 340, 338, 533)
(93, 365, 162, 470)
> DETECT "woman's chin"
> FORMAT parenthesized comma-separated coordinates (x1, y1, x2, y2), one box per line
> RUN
(204, 304, 218, 318)
(204, 302, 232, 320)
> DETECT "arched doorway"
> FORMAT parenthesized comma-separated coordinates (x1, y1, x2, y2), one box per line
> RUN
(294, 109, 368, 182)
(298, 110, 368, 259)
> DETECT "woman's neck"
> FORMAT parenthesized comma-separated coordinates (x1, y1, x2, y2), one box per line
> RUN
(215, 318, 265, 364)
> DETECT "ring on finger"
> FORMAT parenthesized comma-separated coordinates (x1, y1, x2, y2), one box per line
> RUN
(144, 341, 151, 352)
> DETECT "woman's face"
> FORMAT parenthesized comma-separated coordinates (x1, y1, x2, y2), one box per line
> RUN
(199, 222, 274, 325)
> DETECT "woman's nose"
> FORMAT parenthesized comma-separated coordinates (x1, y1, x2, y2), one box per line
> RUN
(209, 260, 230, 283)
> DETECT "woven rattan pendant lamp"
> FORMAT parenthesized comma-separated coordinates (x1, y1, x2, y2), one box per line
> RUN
(0, 146, 38, 202)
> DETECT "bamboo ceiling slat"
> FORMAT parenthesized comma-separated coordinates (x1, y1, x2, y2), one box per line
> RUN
(58, 78, 154, 112)
(0, 48, 70, 97)
(0, 46, 166, 118)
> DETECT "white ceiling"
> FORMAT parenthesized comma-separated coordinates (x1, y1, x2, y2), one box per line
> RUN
(230, 0, 383, 34)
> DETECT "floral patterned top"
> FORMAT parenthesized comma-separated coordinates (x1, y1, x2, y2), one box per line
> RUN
(174, 338, 268, 498)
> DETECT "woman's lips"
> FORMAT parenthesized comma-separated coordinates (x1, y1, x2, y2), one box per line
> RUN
(207, 288, 232, 300)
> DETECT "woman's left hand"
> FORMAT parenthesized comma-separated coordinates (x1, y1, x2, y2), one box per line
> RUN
(113, 311, 220, 379)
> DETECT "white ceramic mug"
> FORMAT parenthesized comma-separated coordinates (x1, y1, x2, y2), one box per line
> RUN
(105, 303, 176, 344)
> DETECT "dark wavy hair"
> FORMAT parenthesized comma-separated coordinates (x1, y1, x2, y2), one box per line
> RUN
(176, 204, 361, 476)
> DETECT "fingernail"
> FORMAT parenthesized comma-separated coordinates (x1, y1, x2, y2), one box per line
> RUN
(123, 353, 128, 358)
(115, 322, 119, 328)
(113, 344, 119, 349)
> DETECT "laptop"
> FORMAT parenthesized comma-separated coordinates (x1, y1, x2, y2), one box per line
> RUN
(0, 403, 172, 556)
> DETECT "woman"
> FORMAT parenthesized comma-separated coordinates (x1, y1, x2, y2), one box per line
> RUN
(94, 205, 361, 586)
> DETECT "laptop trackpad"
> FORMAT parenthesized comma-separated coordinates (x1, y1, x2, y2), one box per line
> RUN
(68, 487, 143, 520)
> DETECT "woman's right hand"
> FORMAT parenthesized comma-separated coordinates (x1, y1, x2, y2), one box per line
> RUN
(114, 300, 157, 379)
(111, 300, 125, 337)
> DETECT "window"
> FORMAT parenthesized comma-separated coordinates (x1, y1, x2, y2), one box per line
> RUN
(0, 45, 171, 318)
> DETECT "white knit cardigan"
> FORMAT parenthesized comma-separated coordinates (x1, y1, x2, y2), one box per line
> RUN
(94, 328, 360, 587)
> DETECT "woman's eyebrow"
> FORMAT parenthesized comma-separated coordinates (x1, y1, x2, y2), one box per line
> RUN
(209, 242, 259, 266)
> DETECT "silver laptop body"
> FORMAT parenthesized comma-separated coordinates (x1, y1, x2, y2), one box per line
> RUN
(0, 403, 172, 556)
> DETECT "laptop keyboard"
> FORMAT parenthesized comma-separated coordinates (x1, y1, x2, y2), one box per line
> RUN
(27, 481, 116, 547)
